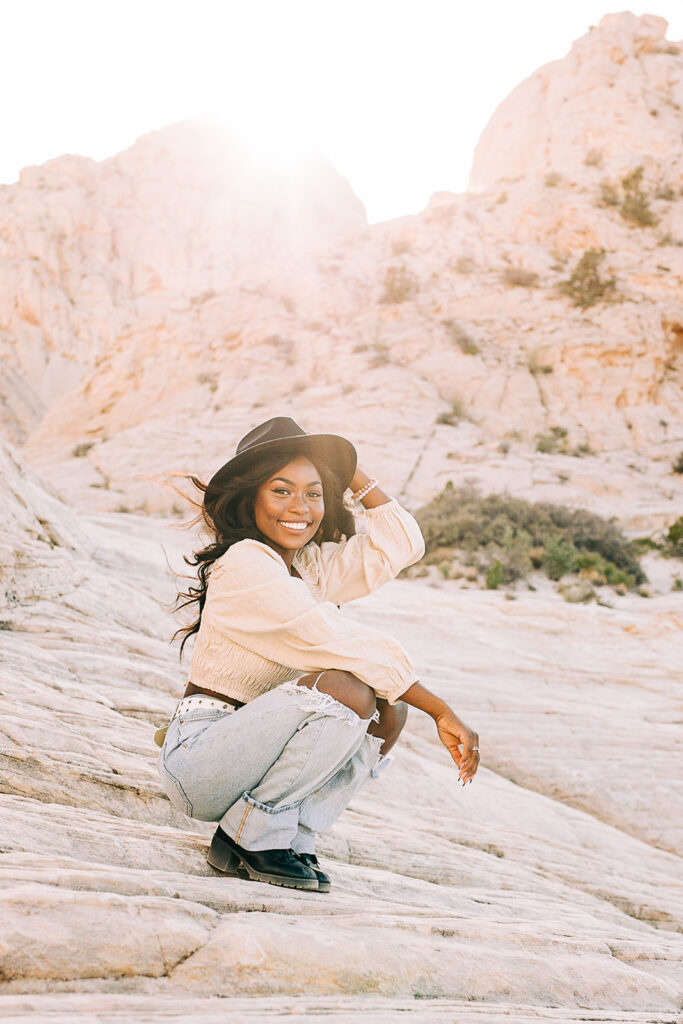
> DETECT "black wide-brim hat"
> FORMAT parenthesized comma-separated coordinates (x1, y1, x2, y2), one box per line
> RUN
(208, 417, 358, 492)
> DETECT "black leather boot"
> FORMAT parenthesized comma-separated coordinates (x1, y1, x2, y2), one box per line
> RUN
(296, 852, 331, 893)
(207, 827, 319, 890)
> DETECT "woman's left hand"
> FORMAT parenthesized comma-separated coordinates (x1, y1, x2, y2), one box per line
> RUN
(434, 708, 480, 784)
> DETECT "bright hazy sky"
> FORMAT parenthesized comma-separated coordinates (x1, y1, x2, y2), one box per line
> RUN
(3, 1, 682, 223)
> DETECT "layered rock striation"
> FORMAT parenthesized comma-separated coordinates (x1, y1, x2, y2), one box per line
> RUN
(0, 443, 681, 1017)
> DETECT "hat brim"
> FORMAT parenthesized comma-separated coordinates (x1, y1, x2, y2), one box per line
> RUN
(208, 433, 358, 493)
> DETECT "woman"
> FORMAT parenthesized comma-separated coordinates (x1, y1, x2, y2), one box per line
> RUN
(159, 416, 480, 893)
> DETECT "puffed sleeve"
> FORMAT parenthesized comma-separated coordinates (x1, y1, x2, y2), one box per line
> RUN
(315, 497, 425, 604)
(206, 539, 419, 704)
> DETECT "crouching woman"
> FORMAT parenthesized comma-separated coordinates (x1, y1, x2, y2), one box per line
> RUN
(159, 416, 480, 892)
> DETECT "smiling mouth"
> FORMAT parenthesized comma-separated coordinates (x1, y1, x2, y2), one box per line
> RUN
(278, 521, 311, 532)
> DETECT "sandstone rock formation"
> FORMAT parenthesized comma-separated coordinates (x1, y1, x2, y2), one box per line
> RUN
(0, 17, 678, 532)
(0, 119, 365, 446)
(0, 441, 681, 1020)
(1, 11, 682, 1022)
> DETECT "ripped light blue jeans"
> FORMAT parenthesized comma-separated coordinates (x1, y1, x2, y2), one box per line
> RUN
(157, 674, 392, 853)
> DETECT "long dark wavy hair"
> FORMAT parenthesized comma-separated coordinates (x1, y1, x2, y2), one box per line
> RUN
(173, 444, 356, 657)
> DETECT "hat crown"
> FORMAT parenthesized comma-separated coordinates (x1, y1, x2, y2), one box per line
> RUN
(208, 416, 357, 492)
(236, 416, 307, 456)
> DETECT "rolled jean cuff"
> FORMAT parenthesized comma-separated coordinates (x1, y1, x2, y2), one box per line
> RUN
(219, 791, 300, 852)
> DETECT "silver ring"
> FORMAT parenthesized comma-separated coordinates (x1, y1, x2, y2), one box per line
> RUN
(472, 746, 480, 751)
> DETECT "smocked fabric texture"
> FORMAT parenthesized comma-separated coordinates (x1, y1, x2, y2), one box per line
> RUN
(189, 497, 425, 705)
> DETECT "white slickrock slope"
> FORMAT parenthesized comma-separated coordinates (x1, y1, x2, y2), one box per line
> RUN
(0, 440, 680, 1020)
(0, 11, 681, 1022)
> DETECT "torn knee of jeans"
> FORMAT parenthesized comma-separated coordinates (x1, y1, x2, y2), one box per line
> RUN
(363, 733, 394, 778)
(281, 680, 365, 727)
(370, 752, 394, 779)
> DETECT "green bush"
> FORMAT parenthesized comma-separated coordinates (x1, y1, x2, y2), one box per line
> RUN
(486, 560, 505, 589)
(559, 248, 617, 309)
(442, 319, 480, 355)
(536, 426, 569, 454)
(380, 265, 418, 303)
(436, 397, 465, 426)
(666, 516, 683, 557)
(528, 351, 553, 375)
(620, 166, 658, 227)
(575, 551, 634, 588)
(672, 451, 683, 475)
(543, 539, 577, 580)
(415, 482, 645, 588)
(585, 149, 603, 167)
(502, 266, 539, 288)
(598, 181, 620, 207)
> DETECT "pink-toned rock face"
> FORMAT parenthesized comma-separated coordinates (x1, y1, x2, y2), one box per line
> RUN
(469, 13, 679, 190)
(1, 15, 682, 535)
(0, 119, 366, 444)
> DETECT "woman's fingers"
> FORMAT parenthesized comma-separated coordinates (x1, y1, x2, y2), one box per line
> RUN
(436, 714, 481, 783)
(458, 728, 480, 783)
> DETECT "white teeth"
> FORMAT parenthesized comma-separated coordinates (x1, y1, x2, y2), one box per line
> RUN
(279, 522, 309, 530)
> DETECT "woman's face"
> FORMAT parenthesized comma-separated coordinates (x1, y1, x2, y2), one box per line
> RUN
(253, 455, 325, 557)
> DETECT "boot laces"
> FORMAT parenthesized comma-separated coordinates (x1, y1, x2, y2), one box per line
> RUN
(267, 848, 300, 866)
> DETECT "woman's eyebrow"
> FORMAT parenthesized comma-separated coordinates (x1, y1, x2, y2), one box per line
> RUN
(271, 477, 322, 487)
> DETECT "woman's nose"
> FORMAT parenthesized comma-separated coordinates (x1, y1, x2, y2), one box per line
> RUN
(288, 495, 309, 513)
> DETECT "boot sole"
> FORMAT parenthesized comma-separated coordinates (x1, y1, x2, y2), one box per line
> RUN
(207, 833, 319, 891)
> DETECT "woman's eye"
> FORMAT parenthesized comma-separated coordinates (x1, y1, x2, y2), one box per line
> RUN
(274, 489, 322, 498)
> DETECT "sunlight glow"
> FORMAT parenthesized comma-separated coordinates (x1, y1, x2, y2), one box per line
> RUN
(3, 1, 683, 223)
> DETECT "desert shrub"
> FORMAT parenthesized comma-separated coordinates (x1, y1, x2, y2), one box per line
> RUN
(598, 181, 620, 207)
(665, 516, 683, 557)
(575, 550, 634, 587)
(454, 257, 475, 274)
(197, 372, 218, 392)
(414, 482, 645, 587)
(502, 266, 539, 288)
(672, 451, 683, 474)
(536, 434, 557, 454)
(486, 560, 505, 589)
(528, 351, 553, 375)
(545, 172, 562, 187)
(655, 183, 676, 201)
(585, 148, 603, 167)
(496, 191, 508, 204)
(535, 426, 569, 454)
(620, 166, 658, 227)
(559, 248, 616, 308)
(436, 397, 465, 426)
(442, 319, 480, 355)
(543, 539, 577, 580)
(72, 442, 94, 458)
(570, 442, 593, 457)
(369, 342, 392, 368)
(380, 265, 418, 303)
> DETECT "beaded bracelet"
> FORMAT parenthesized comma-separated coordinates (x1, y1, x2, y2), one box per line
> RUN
(351, 478, 379, 502)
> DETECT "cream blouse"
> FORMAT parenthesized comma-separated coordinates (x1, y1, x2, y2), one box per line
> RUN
(188, 496, 425, 705)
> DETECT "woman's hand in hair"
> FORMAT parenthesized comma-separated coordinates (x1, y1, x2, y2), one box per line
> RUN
(400, 681, 480, 784)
